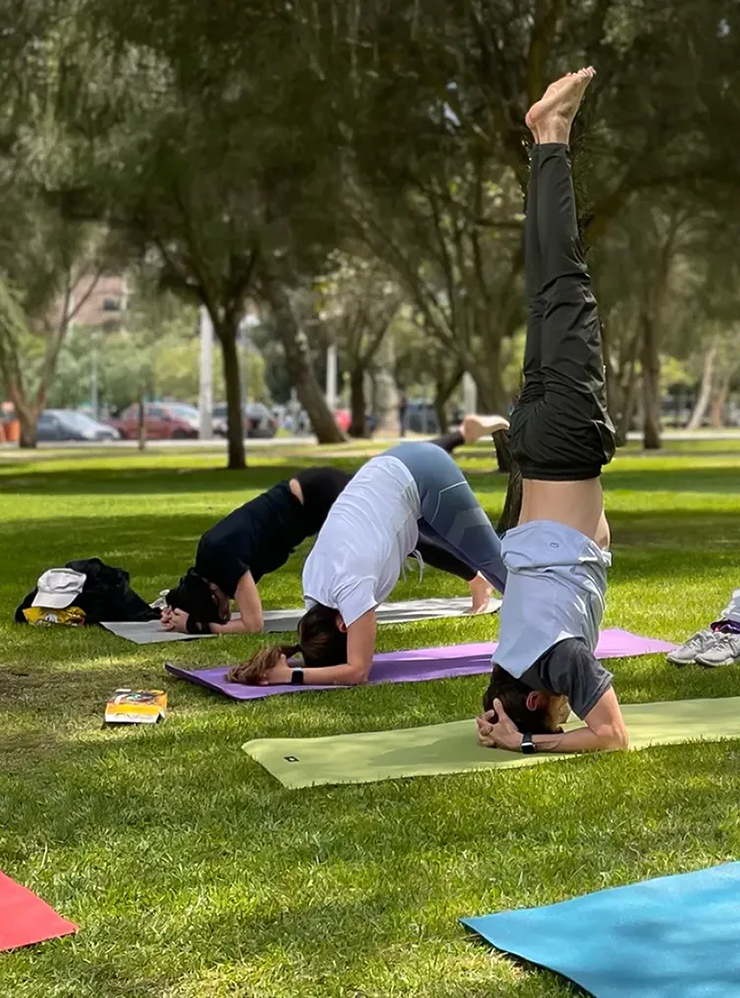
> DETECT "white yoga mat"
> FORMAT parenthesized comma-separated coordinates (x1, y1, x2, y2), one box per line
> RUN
(100, 596, 500, 645)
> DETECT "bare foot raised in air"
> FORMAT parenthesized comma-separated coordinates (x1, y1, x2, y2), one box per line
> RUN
(462, 413, 510, 444)
(467, 573, 494, 614)
(526, 67, 595, 144)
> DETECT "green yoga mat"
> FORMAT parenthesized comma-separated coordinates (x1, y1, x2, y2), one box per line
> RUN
(243, 696, 740, 789)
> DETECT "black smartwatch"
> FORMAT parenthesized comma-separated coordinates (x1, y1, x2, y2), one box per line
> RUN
(520, 733, 536, 755)
(290, 668, 304, 686)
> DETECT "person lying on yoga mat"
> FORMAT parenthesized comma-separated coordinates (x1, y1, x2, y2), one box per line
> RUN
(476, 68, 629, 756)
(162, 415, 508, 636)
(227, 439, 507, 684)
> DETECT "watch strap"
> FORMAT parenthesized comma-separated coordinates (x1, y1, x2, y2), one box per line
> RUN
(520, 733, 536, 755)
(290, 667, 305, 686)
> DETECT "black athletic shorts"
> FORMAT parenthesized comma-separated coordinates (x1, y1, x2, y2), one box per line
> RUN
(509, 378, 615, 482)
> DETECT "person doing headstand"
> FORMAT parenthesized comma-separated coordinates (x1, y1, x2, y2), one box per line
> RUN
(477, 68, 629, 756)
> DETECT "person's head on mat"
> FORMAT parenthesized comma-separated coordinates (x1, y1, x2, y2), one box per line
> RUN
(227, 603, 347, 683)
(165, 569, 231, 633)
(483, 663, 571, 735)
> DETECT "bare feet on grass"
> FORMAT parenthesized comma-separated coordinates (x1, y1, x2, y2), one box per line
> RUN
(468, 573, 494, 614)
(526, 67, 595, 144)
(462, 413, 510, 444)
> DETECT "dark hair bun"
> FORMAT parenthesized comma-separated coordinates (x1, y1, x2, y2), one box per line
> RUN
(166, 568, 221, 626)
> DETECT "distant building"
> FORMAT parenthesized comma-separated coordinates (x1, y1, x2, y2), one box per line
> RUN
(71, 274, 126, 331)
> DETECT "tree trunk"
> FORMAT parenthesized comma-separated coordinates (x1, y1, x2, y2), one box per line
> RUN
(0, 285, 38, 448)
(434, 388, 449, 434)
(215, 319, 246, 469)
(348, 367, 367, 438)
(605, 317, 640, 447)
(17, 404, 37, 449)
(710, 376, 730, 429)
(640, 311, 661, 450)
(617, 373, 638, 446)
(497, 459, 523, 533)
(470, 339, 508, 413)
(372, 334, 399, 434)
(137, 394, 146, 451)
(493, 428, 513, 474)
(687, 340, 718, 431)
(260, 274, 344, 444)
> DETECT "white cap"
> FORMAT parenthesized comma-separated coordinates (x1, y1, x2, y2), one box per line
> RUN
(32, 568, 87, 609)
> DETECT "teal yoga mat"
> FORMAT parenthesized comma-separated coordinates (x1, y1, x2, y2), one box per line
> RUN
(462, 862, 740, 998)
(243, 696, 740, 788)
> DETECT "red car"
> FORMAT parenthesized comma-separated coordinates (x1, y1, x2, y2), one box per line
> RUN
(108, 403, 200, 440)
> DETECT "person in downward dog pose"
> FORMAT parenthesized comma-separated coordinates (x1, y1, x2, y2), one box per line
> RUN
(476, 68, 629, 755)
(227, 440, 507, 685)
(162, 415, 508, 636)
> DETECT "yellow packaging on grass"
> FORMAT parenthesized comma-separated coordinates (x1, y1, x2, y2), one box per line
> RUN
(105, 690, 167, 725)
(23, 606, 86, 626)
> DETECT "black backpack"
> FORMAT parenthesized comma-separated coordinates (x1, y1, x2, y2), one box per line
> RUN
(15, 558, 161, 625)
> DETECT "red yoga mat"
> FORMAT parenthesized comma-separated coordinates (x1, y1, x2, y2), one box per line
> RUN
(0, 870, 77, 952)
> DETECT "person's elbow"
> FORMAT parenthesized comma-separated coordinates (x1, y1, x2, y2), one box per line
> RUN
(346, 662, 372, 684)
(594, 720, 629, 751)
(584, 690, 629, 752)
(240, 615, 263, 634)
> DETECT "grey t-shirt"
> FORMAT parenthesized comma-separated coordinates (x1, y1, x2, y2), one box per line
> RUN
(495, 520, 611, 679)
(520, 637, 613, 720)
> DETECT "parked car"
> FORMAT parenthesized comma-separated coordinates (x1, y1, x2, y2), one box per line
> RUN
(212, 403, 277, 439)
(108, 402, 200, 440)
(37, 410, 121, 442)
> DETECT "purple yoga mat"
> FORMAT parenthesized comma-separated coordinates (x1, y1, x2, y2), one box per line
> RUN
(164, 629, 676, 701)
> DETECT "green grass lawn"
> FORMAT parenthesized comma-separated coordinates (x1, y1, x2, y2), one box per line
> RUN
(2, 442, 740, 997)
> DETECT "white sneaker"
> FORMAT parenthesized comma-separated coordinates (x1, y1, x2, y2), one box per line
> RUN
(695, 633, 740, 667)
(666, 629, 718, 666)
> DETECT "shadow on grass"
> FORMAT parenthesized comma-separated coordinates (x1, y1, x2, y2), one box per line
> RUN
(605, 464, 740, 495)
(3, 451, 740, 498)
(1, 504, 740, 600)
(0, 457, 361, 497)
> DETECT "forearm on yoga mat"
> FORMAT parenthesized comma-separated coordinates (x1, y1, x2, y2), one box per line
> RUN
(303, 663, 368, 684)
(532, 727, 622, 753)
(211, 616, 261, 635)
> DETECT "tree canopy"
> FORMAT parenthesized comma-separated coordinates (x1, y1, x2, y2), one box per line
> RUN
(1, 0, 740, 453)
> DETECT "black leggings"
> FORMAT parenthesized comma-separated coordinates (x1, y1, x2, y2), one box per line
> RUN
(509, 143, 615, 481)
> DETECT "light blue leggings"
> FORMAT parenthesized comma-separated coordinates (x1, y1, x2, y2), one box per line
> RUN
(387, 442, 507, 593)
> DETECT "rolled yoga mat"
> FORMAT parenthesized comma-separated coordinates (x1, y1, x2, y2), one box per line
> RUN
(166, 629, 676, 701)
(0, 870, 77, 952)
(461, 861, 740, 998)
(242, 695, 740, 788)
(102, 596, 501, 644)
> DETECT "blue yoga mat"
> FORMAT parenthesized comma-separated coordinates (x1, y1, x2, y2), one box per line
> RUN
(462, 861, 740, 998)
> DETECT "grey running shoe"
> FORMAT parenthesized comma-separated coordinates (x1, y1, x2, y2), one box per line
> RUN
(695, 632, 740, 667)
(666, 629, 718, 666)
